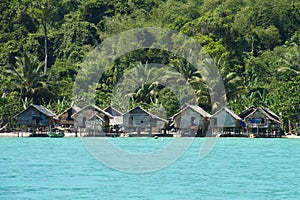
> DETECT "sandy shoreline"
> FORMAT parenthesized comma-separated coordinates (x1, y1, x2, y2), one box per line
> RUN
(0, 132, 296, 138)
(0, 132, 21, 137)
(0, 132, 77, 137)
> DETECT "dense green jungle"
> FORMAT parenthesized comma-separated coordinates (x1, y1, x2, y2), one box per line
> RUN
(0, 0, 299, 130)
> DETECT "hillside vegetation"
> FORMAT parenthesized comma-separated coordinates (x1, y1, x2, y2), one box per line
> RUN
(0, 0, 299, 129)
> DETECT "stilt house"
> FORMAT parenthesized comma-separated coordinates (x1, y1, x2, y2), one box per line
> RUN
(14, 104, 58, 134)
(210, 107, 242, 136)
(123, 106, 167, 135)
(239, 106, 282, 137)
(71, 105, 113, 135)
(172, 105, 211, 136)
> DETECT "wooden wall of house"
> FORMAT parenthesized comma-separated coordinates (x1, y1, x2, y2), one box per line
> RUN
(86, 118, 104, 133)
(123, 108, 167, 133)
(73, 107, 110, 133)
(152, 118, 166, 133)
(123, 112, 152, 128)
(245, 110, 281, 132)
(174, 108, 206, 129)
(16, 107, 51, 127)
(59, 110, 74, 126)
(74, 109, 107, 127)
(211, 110, 237, 128)
(245, 110, 266, 127)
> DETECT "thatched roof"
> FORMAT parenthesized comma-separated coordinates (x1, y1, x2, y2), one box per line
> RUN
(58, 106, 81, 118)
(123, 106, 168, 123)
(261, 107, 281, 121)
(14, 104, 57, 119)
(238, 105, 256, 119)
(87, 114, 104, 122)
(71, 105, 113, 119)
(104, 106, 123, 116)
(212, 107, 242, 121)
(239, 106, 281, 123)
(172, 105, 211, 119)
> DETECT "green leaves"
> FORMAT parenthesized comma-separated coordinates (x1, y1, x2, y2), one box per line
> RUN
(0, 0, 299, 129)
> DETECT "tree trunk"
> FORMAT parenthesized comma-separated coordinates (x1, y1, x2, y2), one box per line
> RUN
(42, 20, 48, 74)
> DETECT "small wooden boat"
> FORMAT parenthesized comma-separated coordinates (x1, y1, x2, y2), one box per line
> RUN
(48, 127, 65, 138)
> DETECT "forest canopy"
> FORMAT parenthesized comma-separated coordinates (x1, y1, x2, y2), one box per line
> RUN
(0, 0, 299, 130)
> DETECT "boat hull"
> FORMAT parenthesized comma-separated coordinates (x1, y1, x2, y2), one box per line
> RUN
(48, 132, 65, 138)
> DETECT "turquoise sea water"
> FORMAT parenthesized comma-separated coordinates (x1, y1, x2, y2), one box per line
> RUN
(1, 137, 300, 200)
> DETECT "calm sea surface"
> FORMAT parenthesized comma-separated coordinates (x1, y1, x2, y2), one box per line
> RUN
(1, 137, 300, 200)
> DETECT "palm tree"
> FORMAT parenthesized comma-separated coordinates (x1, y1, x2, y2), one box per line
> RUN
(189, 76, 211, 109)
(278, 44, 300, 75)
(168, 58, 201, 81)
(222, 71, 248, 99)
(5, 54, 53, 103)
(112, 62, 160, 110)
(168, 58, 209, 104)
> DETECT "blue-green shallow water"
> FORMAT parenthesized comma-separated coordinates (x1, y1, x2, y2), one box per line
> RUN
(1, 138, 300, 200)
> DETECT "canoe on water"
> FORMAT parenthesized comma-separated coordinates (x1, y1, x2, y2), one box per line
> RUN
(48, 127, 65, 138)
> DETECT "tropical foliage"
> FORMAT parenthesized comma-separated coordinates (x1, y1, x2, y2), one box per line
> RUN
(0, 0, 299, 131)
